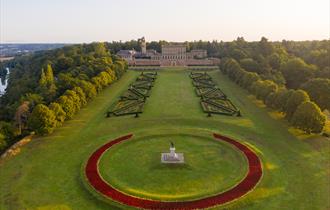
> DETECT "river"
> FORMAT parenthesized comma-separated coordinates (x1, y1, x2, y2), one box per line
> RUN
(0, 68, 10, 96)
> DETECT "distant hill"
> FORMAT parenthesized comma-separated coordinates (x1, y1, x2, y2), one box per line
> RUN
(0, 43, 70, 57)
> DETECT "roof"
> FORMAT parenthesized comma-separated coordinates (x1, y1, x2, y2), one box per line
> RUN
(162, 43, 186, 48)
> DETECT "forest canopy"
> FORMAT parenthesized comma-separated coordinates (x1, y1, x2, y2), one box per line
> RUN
(0, 42, 127, 152)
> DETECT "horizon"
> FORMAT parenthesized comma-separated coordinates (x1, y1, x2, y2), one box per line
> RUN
(1, 37, 330, 45)
(1, 0, 329, 43)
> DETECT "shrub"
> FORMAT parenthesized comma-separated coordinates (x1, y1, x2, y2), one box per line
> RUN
(251, 80, 278, 101)
(285, 89, 310, 120)
(28, 104, 57, 135)
(58, 95, 76, 119)
(241, 72, 260, 90)
(265, 92, 277, 108)
(291, 101, 326, 133)
(239, 58, 260, 73)
(91, 77, 103, 92)
(64, 90, 82, 112)
(73, 87, 87, 106)
(49, 102, 66, 126)
(275, 89, 295, 112)
(77, 80, 97, 100)
(301, 78, 330, 111)
(0, 133, 7, 151)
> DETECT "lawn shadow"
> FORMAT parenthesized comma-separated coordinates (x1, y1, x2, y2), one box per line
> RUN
(149, 162, 193, 171)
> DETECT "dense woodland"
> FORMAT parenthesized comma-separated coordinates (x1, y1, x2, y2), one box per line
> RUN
(215, 38, 329, 134)
(0, 38, 329, 153)
(0, 43, 127, 153)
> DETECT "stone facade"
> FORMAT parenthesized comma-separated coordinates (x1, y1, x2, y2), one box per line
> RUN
(161, 44, 187, 60)
(188, 49, 207, 59)
(116, 50, 135, 61)
(117, 37, 219, 67)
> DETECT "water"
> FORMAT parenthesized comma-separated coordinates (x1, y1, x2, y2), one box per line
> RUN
(0, 67, 9, 96)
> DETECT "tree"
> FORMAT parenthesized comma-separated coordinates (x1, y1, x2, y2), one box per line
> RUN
(92, 42, 109, 57)
(20, 93, 44, 111)
(219, 57, 231, 74)
(106, 68, 117, 82)
(28, 104, 57, 135)
(272, 88, 293, 111)
(301, 78, 330, 111)
(77, 80, 97, 100)
(241, 72, 260, 90)
(281, 58, 316, 89)
(49, 102, 66, 126)
(64, 90, 81, 112)
(72, 87, 87, 106)
(91, 77, 103, 92)
(230, 49, 248, 60)
(268, 53, 281, 70)
(45, 64, 55, 83)
(113, 60, 126, 78)
(285, 89, 310, 120)
(15, 101, 30, 135)
(98, 72, 112, 87)
(39, 68, 47, 87)
(291, 101, 326, 133)
(259, 37, 274, 57)
(251, 80, 278, 101)
(0, 121, 15, 142)
(57, 95, 75, 119)
(0, 42, 124, 149)
(57, 73, 76, 92)
(56, 56, 74, 71)
(38, 64, 57, 102)
(315, 67, 330, 79)
(265, 92, 277, 108)
(225, 59, 243, 81)
(260, 70, 286, 85)
(308, 49, 330, 69)
(0, 133, 7, 151)
(239, 58, 260, 73)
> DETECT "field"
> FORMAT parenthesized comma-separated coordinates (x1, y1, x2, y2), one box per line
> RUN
(0, 69, 329, 210)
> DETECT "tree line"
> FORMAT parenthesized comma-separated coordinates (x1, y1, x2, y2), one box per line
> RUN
(0, 43, 127, 153)
(108, 36, 329, 134)
(220, 57, 326, 134)
(108, 37, 329, 112)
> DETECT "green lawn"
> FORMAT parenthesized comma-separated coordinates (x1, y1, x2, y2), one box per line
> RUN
(0, 69, 329, 210)
(99, 134, 247, 201)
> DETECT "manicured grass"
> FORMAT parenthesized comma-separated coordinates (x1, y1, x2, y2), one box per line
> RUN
(0, 69, 329, 210)
(99, 134, 247, 201)
(84, 133, 262, 209)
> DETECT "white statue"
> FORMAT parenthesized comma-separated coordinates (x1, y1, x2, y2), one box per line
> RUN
(170, 142, 178, 158)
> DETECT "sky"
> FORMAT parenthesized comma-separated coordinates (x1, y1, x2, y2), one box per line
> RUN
(0, 0, 329, 43)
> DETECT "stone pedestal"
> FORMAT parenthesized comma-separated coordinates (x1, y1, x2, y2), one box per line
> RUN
(161, 147, 184, 164)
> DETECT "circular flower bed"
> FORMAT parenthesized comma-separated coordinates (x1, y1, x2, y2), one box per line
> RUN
(84, 133, 263, 209)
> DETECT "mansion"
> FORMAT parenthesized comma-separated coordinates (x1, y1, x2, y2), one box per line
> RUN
(117, 37, 220, 67)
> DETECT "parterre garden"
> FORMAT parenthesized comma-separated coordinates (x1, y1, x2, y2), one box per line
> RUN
(190, 72, 240, 117)
(0, 69, 329, 210)
(107, 72, 157, 117)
